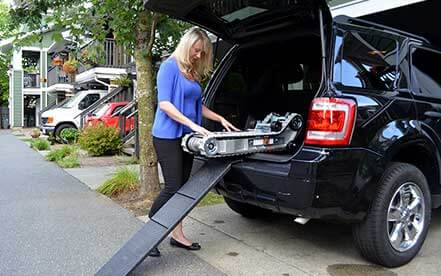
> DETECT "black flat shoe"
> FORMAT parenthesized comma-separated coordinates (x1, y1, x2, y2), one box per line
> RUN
(148, 247, 161, 257)
(170, 237, 201, 251)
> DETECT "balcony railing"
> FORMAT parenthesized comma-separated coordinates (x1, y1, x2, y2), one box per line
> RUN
(103, 39, 131, 66)
(23, 73, 40, 88)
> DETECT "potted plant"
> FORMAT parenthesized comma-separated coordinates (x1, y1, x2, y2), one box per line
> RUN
(30, 128, 41, 138)
(51, 55, 64, 66)
(112, 75, 132, 87)
(63, 58, 79, 74)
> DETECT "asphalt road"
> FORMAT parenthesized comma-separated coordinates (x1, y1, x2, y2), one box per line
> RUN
(0, 131, 223, 276)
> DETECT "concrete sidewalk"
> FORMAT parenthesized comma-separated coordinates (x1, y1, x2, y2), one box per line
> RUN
(0, 131, 223, 276)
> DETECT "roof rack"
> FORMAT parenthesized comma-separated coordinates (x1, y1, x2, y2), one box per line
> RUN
(333, 15, 430, 44)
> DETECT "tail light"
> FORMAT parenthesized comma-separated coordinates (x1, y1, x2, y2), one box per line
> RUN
(304, 97, 357, 146)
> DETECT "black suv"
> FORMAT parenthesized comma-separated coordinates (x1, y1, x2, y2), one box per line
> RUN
(145, 0, 441, 267)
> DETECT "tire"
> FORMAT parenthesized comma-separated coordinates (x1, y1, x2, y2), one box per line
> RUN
(353, 162, 431, 267)
(224, 197, 272, 218)
(55, 123, 77, 141)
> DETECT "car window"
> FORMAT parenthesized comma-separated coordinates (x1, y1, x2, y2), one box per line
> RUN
(334, 29, 399, 91)
(111, 105, 125, 116)
(61, 92, 83, 108)
(79, 94, 100, 110)
(411, 47, 441, 98)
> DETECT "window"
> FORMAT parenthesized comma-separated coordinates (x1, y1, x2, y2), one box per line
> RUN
(111, 105, 125, 116)
(411, 48, 441, 98)
(334, 30, 398, 91)
(79, 94, 100, 110)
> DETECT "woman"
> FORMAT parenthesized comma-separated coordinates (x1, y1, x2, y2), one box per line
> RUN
(148, 27, 239, 257)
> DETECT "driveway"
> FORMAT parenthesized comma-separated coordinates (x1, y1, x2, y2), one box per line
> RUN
(180, 204, 441, 276)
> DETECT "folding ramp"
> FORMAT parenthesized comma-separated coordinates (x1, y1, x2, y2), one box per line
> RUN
(96, 159, 238, 276)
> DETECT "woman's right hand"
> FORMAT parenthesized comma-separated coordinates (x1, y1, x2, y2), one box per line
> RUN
(190, 123, 212, 136)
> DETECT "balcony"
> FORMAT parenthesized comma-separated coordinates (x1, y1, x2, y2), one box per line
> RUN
(47, 38, 131, 88)
(23, 72, 40, 88)
(78, 39, 131, 74)
(103, 39, 131, 67)
(22, 50, 41, 89)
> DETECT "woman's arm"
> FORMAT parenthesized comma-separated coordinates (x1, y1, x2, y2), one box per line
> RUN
(159, 101, 211, 136)
(202, 105, 240, 132)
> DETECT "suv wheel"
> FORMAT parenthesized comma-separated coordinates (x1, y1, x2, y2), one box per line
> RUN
(224, 197, 272, 218)
(353, 162, 431, 267)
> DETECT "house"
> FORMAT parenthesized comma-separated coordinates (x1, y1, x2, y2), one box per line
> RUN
(0, 30, 133, 129)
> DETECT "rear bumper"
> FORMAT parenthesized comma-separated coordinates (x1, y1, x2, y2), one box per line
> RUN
(40, 125, 55, 135)
(216, 146, 382, 222)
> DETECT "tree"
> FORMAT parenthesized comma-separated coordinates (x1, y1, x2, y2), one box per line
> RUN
(0, 2, 12, 38)
(0, 2, 14, 128)
(10, 0, 189, 198)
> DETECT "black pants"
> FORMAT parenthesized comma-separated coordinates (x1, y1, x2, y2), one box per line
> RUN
(149, 136, 194, 217)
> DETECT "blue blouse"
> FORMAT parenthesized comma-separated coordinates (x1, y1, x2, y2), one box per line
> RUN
(152, 58, 203, 139)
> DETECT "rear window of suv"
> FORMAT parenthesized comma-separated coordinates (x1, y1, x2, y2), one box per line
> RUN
(411, 47, 441, 98)
(333, 29, 399, 91)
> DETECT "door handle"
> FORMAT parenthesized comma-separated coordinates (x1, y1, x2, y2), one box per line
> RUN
(424, 111, 441, 118)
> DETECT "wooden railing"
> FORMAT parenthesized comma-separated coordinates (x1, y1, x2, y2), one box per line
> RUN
(116, 100, 139, 158)
(103, 39, 131, 66)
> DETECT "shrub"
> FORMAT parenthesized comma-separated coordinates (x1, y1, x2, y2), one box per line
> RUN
(46, 145, 76, 162)
(97, 167, 139, 196)
(47, 133, 57, 145)
(60, 128, 79, 144)
(112, 75, 132, 87)
(30, 138, 50, 151)
(57, 154, 80, 168)
(78, 124, 122, 156)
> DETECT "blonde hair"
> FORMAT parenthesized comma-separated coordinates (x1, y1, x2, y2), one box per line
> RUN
(171, 27, 213, 82)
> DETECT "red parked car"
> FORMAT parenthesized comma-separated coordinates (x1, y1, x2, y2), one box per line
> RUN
(86, 102, 134, 134)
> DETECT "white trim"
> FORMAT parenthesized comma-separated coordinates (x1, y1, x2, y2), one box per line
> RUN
(21, 71, 24, 127)
(75, 67, 128, 84)
(331, 0, 427, 18)
(37, 92, 42, 126)
(46, 41, 59, 52)
(23, 89, 43, 95)
(10, 71, 13, 127)
(12, 49, 22, 70)
(46, 83, 74, 93)
(21, 46, 43, 52)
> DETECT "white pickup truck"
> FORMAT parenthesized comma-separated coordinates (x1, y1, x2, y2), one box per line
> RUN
(40, 89, 107, 137)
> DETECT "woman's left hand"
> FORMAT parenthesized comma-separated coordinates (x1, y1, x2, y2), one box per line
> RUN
(220, 117, 240, 132)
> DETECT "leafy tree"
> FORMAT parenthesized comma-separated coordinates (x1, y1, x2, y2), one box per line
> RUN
(0, 2, 14, 128)
(0, 51, 8, 105)
(0, 2, 12, 38)
(10, 0, 189, 198)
